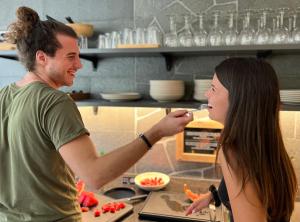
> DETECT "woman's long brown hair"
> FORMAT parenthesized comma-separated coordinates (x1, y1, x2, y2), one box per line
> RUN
(215, 57, 298, 222)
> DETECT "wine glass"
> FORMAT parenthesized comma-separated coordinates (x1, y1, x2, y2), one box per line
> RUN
(208, 10, 223, 46)
(223, 11, 238, 46)
(291, 8, 300, 43)
(179, 14, 194, 47)
(164, 15, 179, 47)
(238, 9, 255, 45)
(272, 8, 290, 44)
(194, 12, 207, 46)
(254, 9, 271, 45)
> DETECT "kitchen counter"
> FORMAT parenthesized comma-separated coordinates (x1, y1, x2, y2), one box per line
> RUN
(94, 173, 300, 222)
(96, 173, 221, 222)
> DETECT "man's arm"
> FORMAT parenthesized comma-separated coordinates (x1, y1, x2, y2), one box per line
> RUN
(59, 110, 193, 190)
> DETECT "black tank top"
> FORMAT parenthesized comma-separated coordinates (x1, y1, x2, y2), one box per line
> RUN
(218, 178, 234, 222)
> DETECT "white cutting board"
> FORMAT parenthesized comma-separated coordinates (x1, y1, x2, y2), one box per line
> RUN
(82, 193, 133, 222)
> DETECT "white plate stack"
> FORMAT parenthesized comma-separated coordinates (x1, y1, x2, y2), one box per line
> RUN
(193, 79, 211, 101)
(150, 80, 185, 102)
(100, 92, 141, 102)
(280, 90, 300, 104)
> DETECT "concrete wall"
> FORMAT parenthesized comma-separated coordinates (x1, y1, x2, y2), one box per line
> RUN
(0, 1, 299, 187)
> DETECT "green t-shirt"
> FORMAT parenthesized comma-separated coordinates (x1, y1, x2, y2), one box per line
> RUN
(0, 82, 89, 221)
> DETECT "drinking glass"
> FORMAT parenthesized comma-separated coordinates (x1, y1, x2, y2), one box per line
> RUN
(122, 28, 134, 45)
(179, 14, 194, 47)
(164, 15, 179, 47)
(208, 10, 223, 46)
(135, 27, 146, 44)
(104, 33, 112, 48)
(78, 36, 88, 49)
(98, 34, 106, 48)
(194, 12, 208, 46)
(223, 11, 238, 46)
(147, 26, 162, 45)
(111, 31, 121, 48)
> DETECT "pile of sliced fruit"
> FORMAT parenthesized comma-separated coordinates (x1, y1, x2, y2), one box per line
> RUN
(76, 180, 126, 217)
(140, 177, 164, 186)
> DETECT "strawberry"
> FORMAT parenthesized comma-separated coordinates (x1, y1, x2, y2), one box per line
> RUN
(81, 207, 89, 212)
(94, 209, 101, 217)
(82, 194, 99, 207)
(76, 180, 85, 197)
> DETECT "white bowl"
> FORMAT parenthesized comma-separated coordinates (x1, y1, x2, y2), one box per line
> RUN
(150, 80, 184, 86)
(150, 93, 184, 102)
(100, 92, 141, 101)
(134, 172, 170, 191)
(150, 88, 184, 95)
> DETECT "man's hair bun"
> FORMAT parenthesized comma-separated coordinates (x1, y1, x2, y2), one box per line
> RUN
(5, 6, 40, 43)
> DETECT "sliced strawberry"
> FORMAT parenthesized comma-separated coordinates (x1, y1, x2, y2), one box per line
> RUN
(76, 180, 85, 196)
(82, 195, 99, 207)
(81, 207, 89, 212)
(94, 209, 101, 217)
(118, 202, 125, 209)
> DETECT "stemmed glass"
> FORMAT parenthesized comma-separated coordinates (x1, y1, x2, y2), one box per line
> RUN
(194, 12, 207, 46)
(254, 9, 271, 44)
(238, 10, 255, 45)
(207, 10, 223, 46)
(179, 15, 194, 47)
(164, 15, 179, 47)
(291, 9, 300, 43)
(272, 8, 290, 44)
(223, 11, 238, 46)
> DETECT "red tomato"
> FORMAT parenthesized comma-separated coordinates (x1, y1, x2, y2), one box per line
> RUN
(140, 177, 164, 186)
(81, 207, 89, 212)
(94, 209, 101, 217)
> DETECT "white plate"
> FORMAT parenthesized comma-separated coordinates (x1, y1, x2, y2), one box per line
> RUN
(134, 172, 170, 191)
(100, 92, 141, 102)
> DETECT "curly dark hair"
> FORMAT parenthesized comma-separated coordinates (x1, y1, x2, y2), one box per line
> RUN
(5, 6, 77, 71)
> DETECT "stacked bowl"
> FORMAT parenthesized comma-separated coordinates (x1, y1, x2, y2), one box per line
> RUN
(193, 79, 211, 101)
(280, 89, 300, 104)
(150, 80, 185, 102)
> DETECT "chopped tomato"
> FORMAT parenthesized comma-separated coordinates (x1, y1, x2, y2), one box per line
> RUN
(94, 209, 101, 217)
(81, 207, 89, 212)
(140, 177, 164, 186)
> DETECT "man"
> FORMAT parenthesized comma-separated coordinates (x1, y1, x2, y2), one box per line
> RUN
(0, 6, 193, 221)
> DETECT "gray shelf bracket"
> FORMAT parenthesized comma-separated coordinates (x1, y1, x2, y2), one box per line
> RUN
(79, 55, 99, 71)
(0, 55, 18, 62)
(256, 50, 272, 59)
(165, 108, 171, 115)
(92, 106, 98, 115)
(161, 53, 173, 71)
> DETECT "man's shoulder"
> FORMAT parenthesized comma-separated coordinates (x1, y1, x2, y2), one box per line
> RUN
(30, 82, 71, 101)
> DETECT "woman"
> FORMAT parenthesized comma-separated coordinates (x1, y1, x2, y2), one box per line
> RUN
(186, 57, 298, 222)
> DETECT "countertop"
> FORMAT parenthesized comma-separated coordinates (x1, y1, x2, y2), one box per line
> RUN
(96, 173, 218, 222)
(94, 173, 300, 222)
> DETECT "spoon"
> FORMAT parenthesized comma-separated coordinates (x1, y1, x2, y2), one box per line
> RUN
(185, 104, 208, 117)
(189, 104, 208, 113)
